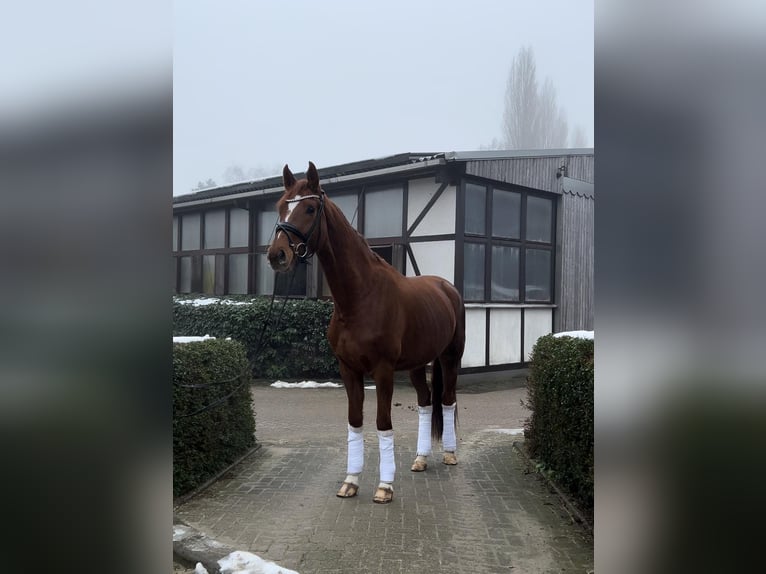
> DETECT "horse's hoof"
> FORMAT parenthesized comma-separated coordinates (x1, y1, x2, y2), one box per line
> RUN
(411, 457, 428, 472)
(443, 452, 458, 465)
(336, 482, 359, 498)
(373, 486, 394, 504)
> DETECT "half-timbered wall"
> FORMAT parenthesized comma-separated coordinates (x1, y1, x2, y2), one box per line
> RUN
(172, 150, 594, 372)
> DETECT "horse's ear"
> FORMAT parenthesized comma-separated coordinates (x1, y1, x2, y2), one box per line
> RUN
(307, 161, 320, 192)
(283, 164, 296, 189)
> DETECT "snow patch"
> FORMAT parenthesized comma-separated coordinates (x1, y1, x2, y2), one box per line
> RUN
(175, 297, 250, 306)
(364, 385, 376, 390)
(483, 428, 525, 435)
(553, 330, 594, 340)
(173, 335, 216, 344)
(218, 550, 299, 574)
(195, 563, 209, 574)
(173, 525, 191, 541)
(271, 380, 341, 389)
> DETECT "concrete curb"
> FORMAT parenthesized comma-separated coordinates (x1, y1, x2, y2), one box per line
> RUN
(512, 440, 593, 536)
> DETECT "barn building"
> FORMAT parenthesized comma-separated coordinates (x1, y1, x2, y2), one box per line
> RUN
(172, 149, 594, 372)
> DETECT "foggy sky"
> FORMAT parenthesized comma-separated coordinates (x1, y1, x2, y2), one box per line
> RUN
(174, 0, 593, 196)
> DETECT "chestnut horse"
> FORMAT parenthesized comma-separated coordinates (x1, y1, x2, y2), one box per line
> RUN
(267, 162, 465, 504)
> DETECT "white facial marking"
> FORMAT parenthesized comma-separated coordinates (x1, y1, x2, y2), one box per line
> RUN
(286, 194, 303, 220)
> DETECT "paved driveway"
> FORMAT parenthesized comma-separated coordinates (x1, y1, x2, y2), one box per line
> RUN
(175, 374, 593, 573)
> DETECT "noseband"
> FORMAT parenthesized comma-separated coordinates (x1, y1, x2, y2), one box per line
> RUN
(275, 191, 325, 260)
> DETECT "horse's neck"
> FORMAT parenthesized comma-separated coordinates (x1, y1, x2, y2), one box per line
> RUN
(317, 206, 380, 314)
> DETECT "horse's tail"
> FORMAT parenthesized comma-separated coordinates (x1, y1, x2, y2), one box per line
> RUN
(431, 358, 444, 442)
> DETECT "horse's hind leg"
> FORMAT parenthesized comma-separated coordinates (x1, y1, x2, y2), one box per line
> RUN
(409, 366, 431, 472)
(439, 353, 460, 465)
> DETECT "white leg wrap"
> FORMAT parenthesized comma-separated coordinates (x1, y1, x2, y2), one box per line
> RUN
(442, 403, 457, 452)
(377, 429, 395, 484)
(347, 424, 364, 476)
(416, 405, 433, 456)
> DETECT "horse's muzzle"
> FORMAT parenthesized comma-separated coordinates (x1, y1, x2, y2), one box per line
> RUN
(268, 247, 289, 271)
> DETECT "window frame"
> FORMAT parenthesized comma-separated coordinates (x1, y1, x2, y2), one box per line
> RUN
(459, 178, 556, 304)
(360, 182, 406, 242)
(174, 205, 252, 296)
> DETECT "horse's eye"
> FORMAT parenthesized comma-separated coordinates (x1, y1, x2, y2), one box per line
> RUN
(306, 206, 316, 215)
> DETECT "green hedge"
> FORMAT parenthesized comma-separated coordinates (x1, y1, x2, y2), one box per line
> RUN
(173, 296, 338, 379)
(525, 334, 594, 511)
(173, 338, 256, 498)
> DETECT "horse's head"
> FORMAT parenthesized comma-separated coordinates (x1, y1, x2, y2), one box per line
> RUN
(267, 161, 325, 272)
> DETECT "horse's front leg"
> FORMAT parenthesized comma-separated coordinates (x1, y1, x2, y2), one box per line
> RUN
(337, 362, 364, 499)
(373, 363, 395, 504)
(408, 365, 432, 472)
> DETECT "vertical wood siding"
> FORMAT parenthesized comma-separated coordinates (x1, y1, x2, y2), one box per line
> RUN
(465, 155, 593, 192)
(557, 193, 594, 331)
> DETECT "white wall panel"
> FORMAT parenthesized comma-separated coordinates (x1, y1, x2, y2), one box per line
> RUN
(523, 308, 553, 360)
(463, 309, 486, 368)
(489, 308, 522, 365)
(407, 241, 455, 282)
(407, 177, 440, 229)
(411, 185, 456, 237)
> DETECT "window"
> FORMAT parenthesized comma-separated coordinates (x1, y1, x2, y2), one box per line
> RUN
(258, 209, 277, 246)
(525, 249, 551, 301)
(228, 253, 248, 294)
(202, 255, 216, 294)
(364, 187, 402, 238)
(492, 189, 521, 239)
(255, 253, 306, 296)
(371, 245, 393, 266)
(276, 265, 307, 296)
(526, 196, 552, 243)
(204, 210, 226, 249)
(179, 256, 192, 293)
(465, 183, 486, 235)
(491, 245, 519, 301)
(229, 208, 249, 248)
(333, 193, 359, 227)
(463, 243, 485, 301)
(255, 254, 273, 295)
(181, 213, 200, 251)
(462, 180, 555, 303)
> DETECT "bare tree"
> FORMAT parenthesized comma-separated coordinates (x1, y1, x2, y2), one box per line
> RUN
(192, 178, 217, 191)
(220, 163, 282, 185)
(222, 164, 247, 184)
(571, 125, 588, 147)
(502, 46, 539, 149)
(479, 137, 504, 151)
(500, 46, 569, 149)
(246, 164, 281, 180)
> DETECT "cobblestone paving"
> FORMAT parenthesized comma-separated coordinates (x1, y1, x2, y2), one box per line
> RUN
(175, 378, 593, 573)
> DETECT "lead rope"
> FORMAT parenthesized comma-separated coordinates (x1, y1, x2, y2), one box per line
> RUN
(175, 246, 299, 419)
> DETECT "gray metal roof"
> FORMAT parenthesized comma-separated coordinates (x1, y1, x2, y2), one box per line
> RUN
(445, 148, 593, 162)
(173, 148, 594, 206)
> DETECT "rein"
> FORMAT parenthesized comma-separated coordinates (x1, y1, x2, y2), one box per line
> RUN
(175, 263, 299, 419)
(274, 191, 325, 260)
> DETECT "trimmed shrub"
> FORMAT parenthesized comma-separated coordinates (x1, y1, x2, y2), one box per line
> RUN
(173, 296, 338, 379)
(525, 334, 594, 511)
(173, 338, 256, 498)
